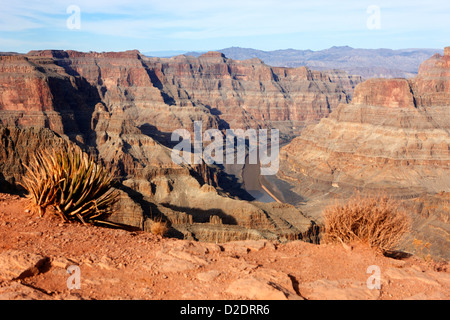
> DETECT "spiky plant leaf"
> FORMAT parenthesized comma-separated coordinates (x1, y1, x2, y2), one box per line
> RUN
(22, 144, 118, 224)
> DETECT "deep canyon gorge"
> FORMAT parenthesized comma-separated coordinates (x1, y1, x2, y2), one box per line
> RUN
(0, 47, 448, 260)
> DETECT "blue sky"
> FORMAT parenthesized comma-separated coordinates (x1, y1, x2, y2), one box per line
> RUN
(0, 0, 449, 53)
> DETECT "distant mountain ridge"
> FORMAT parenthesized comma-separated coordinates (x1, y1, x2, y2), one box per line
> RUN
(156, 46, 444, 79)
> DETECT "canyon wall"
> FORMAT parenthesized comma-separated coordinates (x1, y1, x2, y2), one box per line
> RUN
(1, 50, 333, 242)
(280, 48, 450, 199)
(145, 51, 359, 138)
(2, 47, 447, 256)
(278, 48, 450, 258)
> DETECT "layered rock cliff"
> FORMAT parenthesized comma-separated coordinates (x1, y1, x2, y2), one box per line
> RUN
(1, 50, 331, 242)
(278, 47, 450, 258)
(0, 47, 448, 257)
(145, 51, 358, 138)
(23, 50, 220, 140)
(1, 50, 360, 143)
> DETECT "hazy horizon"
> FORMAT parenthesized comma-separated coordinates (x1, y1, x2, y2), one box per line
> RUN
(142, 45, 444, 58)
(2, 45, 445, 57)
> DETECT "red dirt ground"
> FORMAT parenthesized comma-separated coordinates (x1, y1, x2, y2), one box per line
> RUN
(0, 193, 448, 300)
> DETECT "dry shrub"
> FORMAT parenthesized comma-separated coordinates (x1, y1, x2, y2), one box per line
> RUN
(151, 219, 169, 237)
(322, 194, 411, 252)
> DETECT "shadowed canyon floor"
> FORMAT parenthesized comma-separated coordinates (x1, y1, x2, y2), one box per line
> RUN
(0, 193, 448, 300)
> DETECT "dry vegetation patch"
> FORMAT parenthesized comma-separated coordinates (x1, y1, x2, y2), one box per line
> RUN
(322, 195, 411, 252)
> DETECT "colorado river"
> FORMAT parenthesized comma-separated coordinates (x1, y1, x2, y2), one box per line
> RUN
(241, 157, 277, 203)
(222, 140, 295, 204)
(241, 141, 292, 203)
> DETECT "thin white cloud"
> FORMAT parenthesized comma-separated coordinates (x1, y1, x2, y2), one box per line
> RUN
(77, 1, 368, 39)
(0, 0, 448, 51)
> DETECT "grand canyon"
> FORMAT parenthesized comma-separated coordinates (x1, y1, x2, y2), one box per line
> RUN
(0, 46, 448, 300)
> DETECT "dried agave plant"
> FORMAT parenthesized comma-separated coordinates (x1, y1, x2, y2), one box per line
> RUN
(22, 144, 118, 224)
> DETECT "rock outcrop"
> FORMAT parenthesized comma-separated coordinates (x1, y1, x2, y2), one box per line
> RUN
(145, 51, 358, 138)
(0, 127, 69, 191)
(0, 124, 312, 243)
(2, 49, 359, 142)
(20, 50, 220, 140)
(2, 50, 337, 242)
(278, 48, 450, 259)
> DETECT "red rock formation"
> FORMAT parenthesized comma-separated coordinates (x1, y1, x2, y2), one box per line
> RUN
(278, 48, 450, 258)
(280, 49, 449, 199)
(352, 78, 415, 108)
(0, 49, 357, 241)
(1, 49, 360, 142)
(0, 56, 54, 112)
(412, 47, 450, 107)
(26, 50, 219, 137)
(0, 127, 69, 191)
(145, 51, 357, 136)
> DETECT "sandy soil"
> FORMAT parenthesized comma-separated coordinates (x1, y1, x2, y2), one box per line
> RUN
(0, 192, 448, 301)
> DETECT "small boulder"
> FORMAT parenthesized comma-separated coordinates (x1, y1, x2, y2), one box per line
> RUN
(0, 250, 49, 280)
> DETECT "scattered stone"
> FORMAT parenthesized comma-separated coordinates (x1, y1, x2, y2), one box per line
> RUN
(340, 240, 353, 252)
(19, 231, 43, 237)
(223, 239, 275, 253)
(196, 270, 221, 282)
(51, 256, 77, 269)
(221, 240, 273, 256)
(0, 282, 53, 300)
(156, 251, 199, 273)
(389, 259, 407, 268)
(404, 291, 448, 300)
(0, 250, 49, 280)
(226, 276, 302, 300)
(200, 184, 216, 193)
(430, 271, 450, 287)
(168, 249, 208, 265)
(201, 243, 223, 254)
(299, 279, 380, 300)
(97, 255, 117, 271)
(384, 267, 441, 286)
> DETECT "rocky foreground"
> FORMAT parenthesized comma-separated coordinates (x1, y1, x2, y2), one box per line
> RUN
(0, 193, 448, 300)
